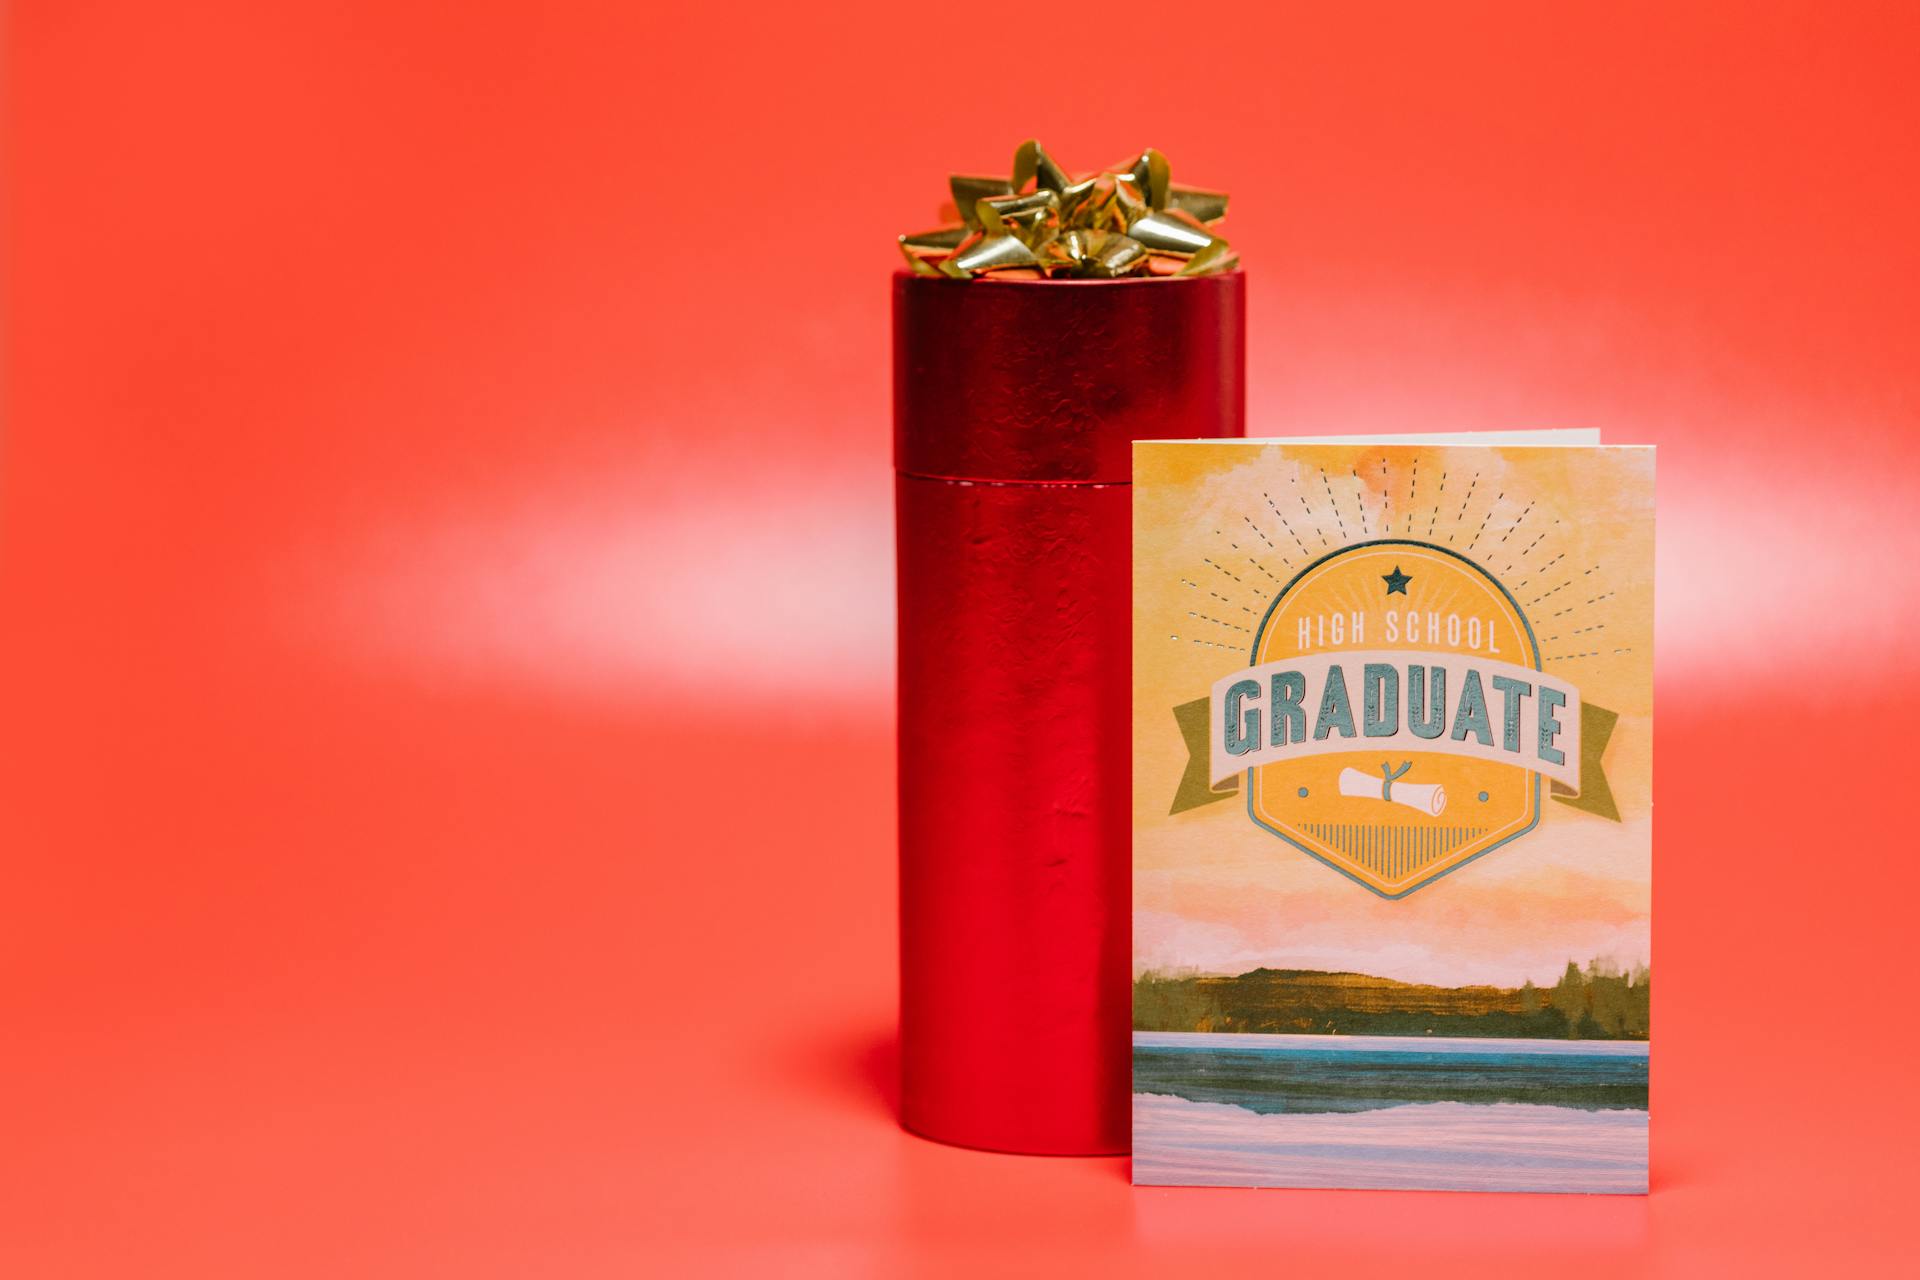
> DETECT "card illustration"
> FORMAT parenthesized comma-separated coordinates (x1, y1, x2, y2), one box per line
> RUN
(1133, 438, 1653, 1194)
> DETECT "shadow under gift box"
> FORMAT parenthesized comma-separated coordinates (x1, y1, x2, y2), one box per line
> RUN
(893, 271, 1246, 1155)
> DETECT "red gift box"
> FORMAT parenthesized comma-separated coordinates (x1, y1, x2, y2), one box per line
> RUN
(894, 272, 1245, 1154)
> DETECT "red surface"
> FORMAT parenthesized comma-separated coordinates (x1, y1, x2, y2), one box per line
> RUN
(898, 478, 1137, 1155)
(4, 2, 1919, 1275)
(896, 275, 1242, 1154)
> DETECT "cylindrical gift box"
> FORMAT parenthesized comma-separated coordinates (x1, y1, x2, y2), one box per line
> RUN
(894, 272, 1246, 1154)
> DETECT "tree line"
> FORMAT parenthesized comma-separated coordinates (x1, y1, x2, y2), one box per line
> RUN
(1133, 959, 1649, 1040)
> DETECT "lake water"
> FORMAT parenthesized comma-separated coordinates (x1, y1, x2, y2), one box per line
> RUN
(1134, 1032, 1648, 1194)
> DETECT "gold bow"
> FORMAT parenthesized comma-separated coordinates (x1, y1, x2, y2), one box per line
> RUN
(898, 140, 1236, 280)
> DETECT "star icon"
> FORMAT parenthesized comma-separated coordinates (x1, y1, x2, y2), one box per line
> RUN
(1382, 566, 1411, 595)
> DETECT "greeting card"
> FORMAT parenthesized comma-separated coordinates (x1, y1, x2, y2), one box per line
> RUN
(1132, 431, 1652, 1193)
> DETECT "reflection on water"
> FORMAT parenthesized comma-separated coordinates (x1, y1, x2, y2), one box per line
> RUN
(1133, 1032, 1649, 1194)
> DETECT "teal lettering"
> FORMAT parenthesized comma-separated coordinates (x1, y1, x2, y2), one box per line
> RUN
(1491, 674, 1532, 753)
(1271, 671, 1308, 746)
(1224, 679, 1261, 757)
(1538, 687, 1568, 766)
(1362, 663, 1399, 738)
(1408, 665, 1446, 739)
(1314, 667, 1357, 740)
(1450, 670, 1494, 746)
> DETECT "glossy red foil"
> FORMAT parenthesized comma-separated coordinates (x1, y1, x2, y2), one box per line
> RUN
(894, 273, 1245, 1154)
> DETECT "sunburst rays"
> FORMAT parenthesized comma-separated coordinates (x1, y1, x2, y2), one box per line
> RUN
(1169, 447, 1623, 673)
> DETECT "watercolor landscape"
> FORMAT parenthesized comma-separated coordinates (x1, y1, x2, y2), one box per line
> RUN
(1131, 964, 1649, 1192)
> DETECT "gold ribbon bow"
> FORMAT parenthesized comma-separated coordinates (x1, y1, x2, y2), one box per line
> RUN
(898, 140, 1237, 280)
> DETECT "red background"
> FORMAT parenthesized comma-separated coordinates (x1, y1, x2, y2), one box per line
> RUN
(4, 3, 1917, 1274)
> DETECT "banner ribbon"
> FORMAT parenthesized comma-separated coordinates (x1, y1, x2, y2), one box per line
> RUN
(1169, 651, 1620, 820)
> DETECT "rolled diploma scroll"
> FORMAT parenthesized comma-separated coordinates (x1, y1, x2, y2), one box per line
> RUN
(1338, 767, 1448, 816)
